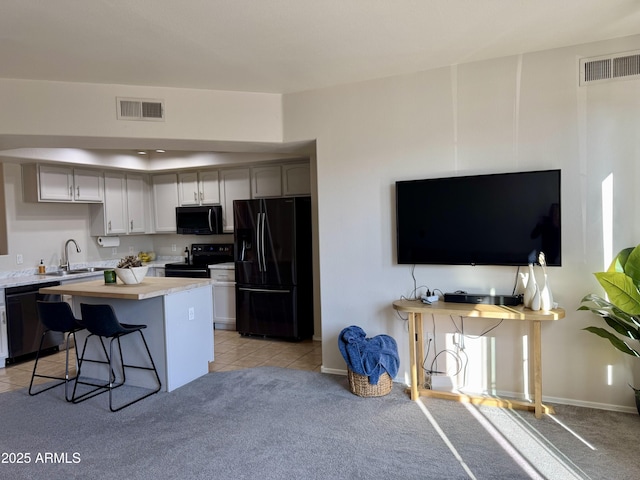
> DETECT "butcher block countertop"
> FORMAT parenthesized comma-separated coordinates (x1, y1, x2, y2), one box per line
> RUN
(39, 276, 212, 300)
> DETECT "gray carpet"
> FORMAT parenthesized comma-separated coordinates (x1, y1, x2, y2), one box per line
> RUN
(1, 367, 637, 479)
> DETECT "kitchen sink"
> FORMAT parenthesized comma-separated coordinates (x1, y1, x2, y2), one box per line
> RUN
(44, 267, 111, 277)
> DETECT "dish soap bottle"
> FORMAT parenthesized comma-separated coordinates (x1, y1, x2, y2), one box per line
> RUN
(184, 247, 190, 264)
(38, 259, 46, 274)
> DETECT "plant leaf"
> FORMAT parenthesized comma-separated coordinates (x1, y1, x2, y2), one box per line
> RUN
(583, 327, 640, 357)
(624, 245, 640, 286)
(594, 272, 640, 315)
(607, 247, 633, 273)
(579, 294, 640, 326)
(602, 316, 640, 340)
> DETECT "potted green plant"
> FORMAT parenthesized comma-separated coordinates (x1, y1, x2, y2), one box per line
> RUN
(578, 244, 640, 413)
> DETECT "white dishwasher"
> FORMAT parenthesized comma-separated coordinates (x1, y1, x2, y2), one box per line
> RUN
(209, 262, 236, 330)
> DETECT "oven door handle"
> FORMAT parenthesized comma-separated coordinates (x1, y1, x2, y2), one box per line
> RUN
(165, 268, 210, 276)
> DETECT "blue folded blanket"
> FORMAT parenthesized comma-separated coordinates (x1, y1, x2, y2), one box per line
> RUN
(338, 326, 399, 385)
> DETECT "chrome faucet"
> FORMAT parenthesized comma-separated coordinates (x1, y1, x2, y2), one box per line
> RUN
(61, 239, 81, 271)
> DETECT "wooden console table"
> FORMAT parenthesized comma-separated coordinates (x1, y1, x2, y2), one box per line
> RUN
(392, 299, 565, 418)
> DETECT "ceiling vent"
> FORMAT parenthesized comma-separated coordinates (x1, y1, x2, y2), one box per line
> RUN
(579, 50, 640, 86)
(116, 97, 164, 121)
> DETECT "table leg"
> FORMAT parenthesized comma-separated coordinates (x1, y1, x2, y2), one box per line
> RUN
(532, 320, 542, 418)
(415, 312, 425, 390)
(408, 312, 419, 400)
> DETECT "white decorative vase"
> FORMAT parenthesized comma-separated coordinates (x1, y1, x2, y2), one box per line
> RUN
(523, 263, 537, 308)
(539, 273, 553, 311)
(530, 284, 541, 311)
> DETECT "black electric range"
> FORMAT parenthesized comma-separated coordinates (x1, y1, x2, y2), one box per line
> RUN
(164, 244, 234, 278)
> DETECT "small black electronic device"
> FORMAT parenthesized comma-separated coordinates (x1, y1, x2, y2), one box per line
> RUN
(444, 292, 522, 306)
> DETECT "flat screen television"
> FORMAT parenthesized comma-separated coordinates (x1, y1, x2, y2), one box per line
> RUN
(395, 169, 561, 266)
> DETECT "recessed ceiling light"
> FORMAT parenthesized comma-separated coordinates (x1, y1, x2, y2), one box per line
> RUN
(137, 151, 147, 155)
(155, 149, 166, 153)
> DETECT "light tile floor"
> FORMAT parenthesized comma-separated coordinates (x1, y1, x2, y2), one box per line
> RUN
(0, 329, 322, 394)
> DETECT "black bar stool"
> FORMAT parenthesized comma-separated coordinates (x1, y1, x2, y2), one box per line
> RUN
(72, 303, 161, 412)
(29, 301, 84, 401)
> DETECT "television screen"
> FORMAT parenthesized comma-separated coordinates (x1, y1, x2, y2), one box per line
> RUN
(395, 169, 561, 266)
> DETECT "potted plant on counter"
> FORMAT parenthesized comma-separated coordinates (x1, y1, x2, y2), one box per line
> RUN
(578, 244, 640, 413)
(115, 255, 148, 285)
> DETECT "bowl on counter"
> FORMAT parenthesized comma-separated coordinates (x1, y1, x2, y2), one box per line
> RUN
(114, 266, 148, 285)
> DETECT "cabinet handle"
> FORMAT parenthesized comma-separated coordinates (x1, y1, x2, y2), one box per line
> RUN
(108, 220, 112, 232)
(200, 191, 203, 201)
(77, 186, 80, 197)
(69, 186, 73, 197)
(130, 220, 134, 230)
(194, 192, 197, 202)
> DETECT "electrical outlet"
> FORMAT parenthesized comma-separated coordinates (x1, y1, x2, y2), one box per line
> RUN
(188, 307, 195, 320)
(16, 254, 23, 265)
(171, 244, 177, 252)
(426, 332, 434, 343)
(112, 247, 118, 255)
(129, 246, 135, 254)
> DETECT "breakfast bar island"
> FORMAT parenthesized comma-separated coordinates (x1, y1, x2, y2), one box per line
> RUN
(40, 277, 214, 392)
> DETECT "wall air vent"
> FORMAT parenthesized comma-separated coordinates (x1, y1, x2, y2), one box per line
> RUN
(116, 97, 164, 121)
(579, 50, 640, 86)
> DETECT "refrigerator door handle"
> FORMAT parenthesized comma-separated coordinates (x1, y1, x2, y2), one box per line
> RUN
(256, 212, 263, 272)
(260, 210, 267, 273)
(208, 208, 213, 232)
(238, 287, 291, 294)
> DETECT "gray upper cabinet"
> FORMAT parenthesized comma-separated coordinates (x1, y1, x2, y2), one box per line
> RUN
(90, 172, 150, 235)
(251, 165, 282, 198)
(152, 173, 179, 233)
(22, 164, 103, 203)
(282, 163, 311, 196)
(178, 170, 220, 206)
(220, 168, 251, 232)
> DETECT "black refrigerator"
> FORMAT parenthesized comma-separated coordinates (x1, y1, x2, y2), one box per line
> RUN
(234, 196, 313, 340)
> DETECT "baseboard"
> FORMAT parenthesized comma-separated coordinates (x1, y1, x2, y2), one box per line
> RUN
(321, 366, 347, 376)
(318, 369, 638, 413)
(542, 394, 637, 415)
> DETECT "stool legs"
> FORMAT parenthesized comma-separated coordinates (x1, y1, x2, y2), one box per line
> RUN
(72, 329, 161, 412)
(29, 330, 80, 402)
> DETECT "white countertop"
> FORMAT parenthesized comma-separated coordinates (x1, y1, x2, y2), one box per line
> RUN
(0, 262, 170, 290)
(40, 276, 212, 300)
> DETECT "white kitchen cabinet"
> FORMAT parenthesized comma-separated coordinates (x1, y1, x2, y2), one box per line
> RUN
(90, 172, 149, 235)
(101, 172, 128, 234)
(178, 170, 220, 206)
(152, 173, 179, 233)
(282, 163, 311, 196)
(22, 164, 103, 203)
(251, 165, 282, 198)
(211, 268, 235, 330)
(126, 174, 147, 233)
(220, 168, 251, 232)
(73, 168, 104, 201)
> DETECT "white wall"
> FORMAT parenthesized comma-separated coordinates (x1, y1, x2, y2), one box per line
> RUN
(283, 35, 640, 411)
(0, 78, 282, 146)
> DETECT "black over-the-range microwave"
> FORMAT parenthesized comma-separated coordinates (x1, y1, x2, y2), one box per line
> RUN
(176, 206, 223, 235)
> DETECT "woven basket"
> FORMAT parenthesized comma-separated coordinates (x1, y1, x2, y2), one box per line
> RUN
(347, 369, 392, 397)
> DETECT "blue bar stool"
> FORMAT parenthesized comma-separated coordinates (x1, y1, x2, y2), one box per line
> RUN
(29, 301, 84, 401)
(72, 303, 161, 412)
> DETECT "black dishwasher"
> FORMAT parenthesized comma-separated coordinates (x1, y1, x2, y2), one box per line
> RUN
(5, 281, 63, 364)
